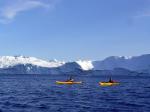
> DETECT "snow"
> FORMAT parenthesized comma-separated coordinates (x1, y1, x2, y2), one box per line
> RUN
(0, 54, 149, 74)
(0, 56, 94, 71)
(76, 60, 94, 71)
(0, 56, 65, 68)
(119, 56, 133, 60)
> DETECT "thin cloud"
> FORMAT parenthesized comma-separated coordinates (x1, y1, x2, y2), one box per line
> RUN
(134, 11, 150, 18)
(133, 0, 150, 19)
(0, 0, 59, 24)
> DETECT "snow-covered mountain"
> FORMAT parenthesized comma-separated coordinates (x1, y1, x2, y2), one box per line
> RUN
(92, 54, 150, 73)
(0, 54, 150, 74)
(0, 56, 65, 68)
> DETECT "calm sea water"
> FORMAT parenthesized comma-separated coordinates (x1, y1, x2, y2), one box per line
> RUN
(0, 74, 149, 112)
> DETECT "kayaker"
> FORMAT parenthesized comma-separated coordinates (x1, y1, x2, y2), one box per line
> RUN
(69, 79, 74, 82)
(66, 76, 74, 82)
(108, 77, 114, 83)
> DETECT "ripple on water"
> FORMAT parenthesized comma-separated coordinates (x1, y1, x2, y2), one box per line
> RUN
(0, 75, 149, 112)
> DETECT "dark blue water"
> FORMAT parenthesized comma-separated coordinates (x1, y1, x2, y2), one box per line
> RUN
(0, 74, 149, 112)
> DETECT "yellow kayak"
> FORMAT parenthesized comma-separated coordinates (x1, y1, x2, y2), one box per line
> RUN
(56, 81, 82, 84)
(99, 82, 119, 86)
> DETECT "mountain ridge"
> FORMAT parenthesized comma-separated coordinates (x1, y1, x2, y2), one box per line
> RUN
(0, 54, 149, 75)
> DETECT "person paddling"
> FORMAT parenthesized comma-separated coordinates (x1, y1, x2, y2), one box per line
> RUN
(66, 76, 74, 82)
(108, 77, 114, 83)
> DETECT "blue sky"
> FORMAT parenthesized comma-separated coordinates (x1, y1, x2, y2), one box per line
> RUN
(0, 0, 150, 61)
